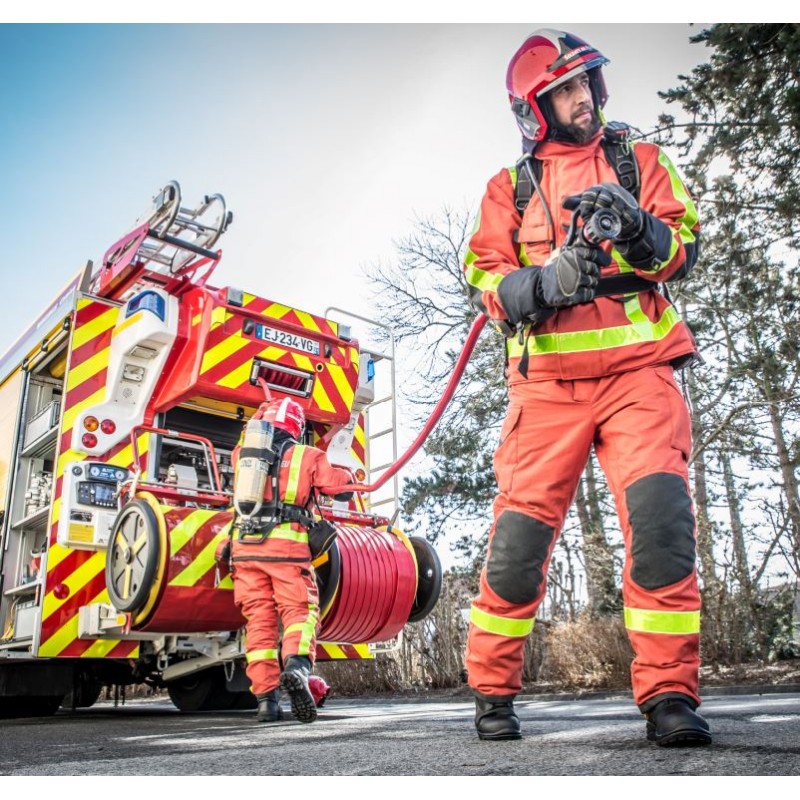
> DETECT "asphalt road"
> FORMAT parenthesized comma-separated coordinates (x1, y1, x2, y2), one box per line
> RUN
(0, 690, 798, 776)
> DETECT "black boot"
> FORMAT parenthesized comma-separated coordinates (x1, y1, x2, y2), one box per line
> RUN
(255, 688, 283, 723)
(645, 694, 711, 747)
(474, 696, 521, 741)
(279, 656, 317, 723)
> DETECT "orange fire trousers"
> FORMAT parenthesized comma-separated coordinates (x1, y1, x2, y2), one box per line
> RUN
(233, 548, 319, 697)
(466, 365, 701, 711)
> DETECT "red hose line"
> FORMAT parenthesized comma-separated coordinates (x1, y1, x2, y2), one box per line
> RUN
(325, 313, 488, 495)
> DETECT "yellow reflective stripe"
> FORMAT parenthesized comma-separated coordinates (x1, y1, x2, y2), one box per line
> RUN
(519, 245, 532, 267)
(283, 446, 305, 505)
(657, 149, 698, 248)
(169, 533, 225, 587)
(246, 649, 279, 663)
(218, 574, 234, 590)
(622, 294, 650, 326)
(470, 605, 534, 638)
(319, 643, 347, 659)
(465, 262, 504, 293)
(506, 166, 518, 189)
(285, 604, 318, 656)
(169, 509, 218, 556)
(269, 523, 309, 544)
(624, 607, 700, 635)
(507, 304, 681, 358)
(465, 167, 520, 287)
(611, 247, 635, 274)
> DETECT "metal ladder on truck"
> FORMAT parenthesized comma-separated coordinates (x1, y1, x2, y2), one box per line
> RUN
(92, 180, 234, 300)
(325, 308, 399, 523)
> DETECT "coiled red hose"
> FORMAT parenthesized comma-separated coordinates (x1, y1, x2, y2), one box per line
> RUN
(320, 525, 417, 643)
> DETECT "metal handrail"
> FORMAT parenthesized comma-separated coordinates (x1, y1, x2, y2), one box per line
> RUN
(324, 307, 399, 517)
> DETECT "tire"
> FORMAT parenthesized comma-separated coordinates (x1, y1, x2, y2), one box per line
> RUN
(0, 695, 64, 719)
(167, 667, 241, 712)
(62, 680, 104, 710)
(230, 691, 258, 710)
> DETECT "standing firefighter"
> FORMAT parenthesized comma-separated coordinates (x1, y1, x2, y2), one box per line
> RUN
(463, 29, 710, 745)
(231, 397, 352, 723)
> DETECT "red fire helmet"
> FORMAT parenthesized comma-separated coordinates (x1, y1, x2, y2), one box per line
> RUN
(263, 397, 305, 439)
(308, 674, 330, 707)
(506, 28, 609, 143)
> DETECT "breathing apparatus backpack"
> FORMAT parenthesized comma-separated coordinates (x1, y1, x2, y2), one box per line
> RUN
(230, 422, 337, 558)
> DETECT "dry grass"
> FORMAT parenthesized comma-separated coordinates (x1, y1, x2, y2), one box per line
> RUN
(536, 615, 634, 691)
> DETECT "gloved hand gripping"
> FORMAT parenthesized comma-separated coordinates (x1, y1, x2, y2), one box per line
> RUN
(539, 245, 609, 308)
(579, 182, 673, 270)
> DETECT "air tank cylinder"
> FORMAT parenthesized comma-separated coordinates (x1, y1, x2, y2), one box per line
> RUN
(232, 417, 274, 524)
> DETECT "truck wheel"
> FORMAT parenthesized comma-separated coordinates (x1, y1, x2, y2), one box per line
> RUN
(230, 692, 258, 710)
(167, 667, 240, 712)
(0, 695, 64, 719)
(63, 680, 104, 709)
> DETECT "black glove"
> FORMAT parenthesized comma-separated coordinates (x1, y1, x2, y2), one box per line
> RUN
(579, 182, 643, 241)
(539, 245, 608, 307)
(497, 267, 557, 327)
(308, 518, 337, 559)
(579, 182, 673, 270)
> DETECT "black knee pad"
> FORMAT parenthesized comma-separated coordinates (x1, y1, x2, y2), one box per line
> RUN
(487, 510, 555, 604)
(626, 472, 696, 590)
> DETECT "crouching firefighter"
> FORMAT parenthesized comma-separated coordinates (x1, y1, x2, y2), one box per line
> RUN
(228, 397, 353, 723)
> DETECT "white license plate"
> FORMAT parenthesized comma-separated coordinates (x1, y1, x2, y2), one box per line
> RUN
(255, 324, 320, 356)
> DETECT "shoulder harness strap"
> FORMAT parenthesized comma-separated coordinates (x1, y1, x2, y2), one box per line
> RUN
(601, 121, 641, 201)
(261, 438, 295, 517)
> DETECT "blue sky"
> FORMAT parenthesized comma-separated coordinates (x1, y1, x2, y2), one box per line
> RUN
(0, 23, 711, 361)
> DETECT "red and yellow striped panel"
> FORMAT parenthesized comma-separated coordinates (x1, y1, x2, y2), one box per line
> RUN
(247, 295, 341, 340)
(315, 642, 374, 661)
(351, 412, 366, 469)
(157, 288, 360, 426)
(38, 297, 148, 659)
(136, 505, 239, 633)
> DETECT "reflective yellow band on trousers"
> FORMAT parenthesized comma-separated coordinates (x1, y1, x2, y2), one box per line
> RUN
(284, 604, 319, 656)
(470, 605, 535, 637)
(246, 648, 279, 663)
(624, 607, 701, 635)
(508, 303, 681, 358)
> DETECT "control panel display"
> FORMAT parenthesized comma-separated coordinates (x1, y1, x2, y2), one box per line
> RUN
(57, 461, 131, 551)
(77, 481, 117, 508)
(86, 464, 129, 483)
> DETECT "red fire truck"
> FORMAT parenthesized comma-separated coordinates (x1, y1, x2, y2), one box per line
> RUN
(0, 182, 441, 716)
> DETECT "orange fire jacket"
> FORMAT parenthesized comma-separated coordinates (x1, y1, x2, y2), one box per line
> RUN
(464, 132, 700, 383)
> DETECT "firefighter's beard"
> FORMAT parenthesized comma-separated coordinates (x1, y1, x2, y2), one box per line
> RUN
(562, 108, 601, 144)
